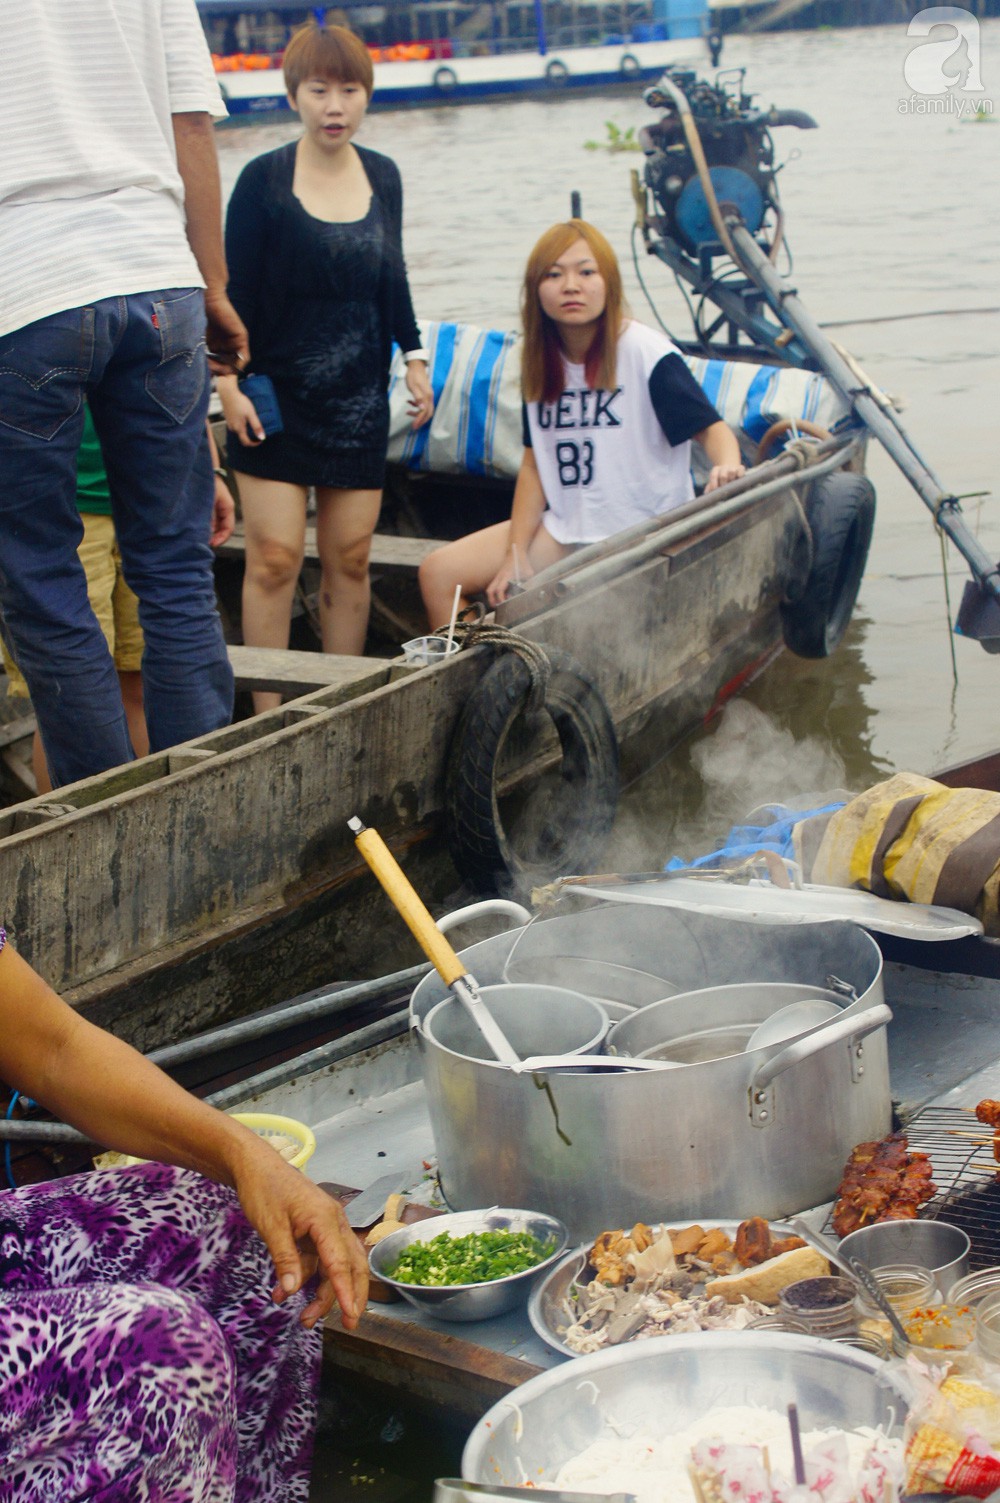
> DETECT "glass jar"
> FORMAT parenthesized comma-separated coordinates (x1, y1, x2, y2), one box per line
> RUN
(901, 1302, 977, 1366)
(778, 1276, 858, 1337)
(746, 1312, 810, 1334)
(832, 1329, 892, 1360)
(974, 1289, 1000, 1364)
(952, 1268, 1000, 1312)
(854, 1265, 939, 1348)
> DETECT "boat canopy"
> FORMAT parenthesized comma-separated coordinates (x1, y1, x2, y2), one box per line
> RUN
(386, 320, 853, 479)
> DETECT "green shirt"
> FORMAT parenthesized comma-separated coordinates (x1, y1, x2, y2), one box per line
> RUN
(77, 403, 112, 515)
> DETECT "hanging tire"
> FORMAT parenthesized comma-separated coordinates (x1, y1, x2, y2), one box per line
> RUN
(445, 645, 620, 892)
(619, 52, 641, 75)
(780, 470, 876, 659)
(545, 58, 569, 83)
(433, 65, 458, 92)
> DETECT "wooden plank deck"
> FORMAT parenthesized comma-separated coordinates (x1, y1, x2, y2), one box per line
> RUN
(216, 525, 445, 575)
(323, 1308, 543, 1422)
(226, 645, 391, 696)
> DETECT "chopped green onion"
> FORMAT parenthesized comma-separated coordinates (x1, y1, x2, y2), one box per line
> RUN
(386, 1229, 555, 1286)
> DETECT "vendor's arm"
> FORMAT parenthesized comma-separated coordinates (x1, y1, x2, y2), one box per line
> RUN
(486, 446, 547, 607)
(217, 160, 272, 444)
(173, 111, 248, 375)
(697, 420, 747, 493)
(374, 151, 434, 431)
(0, 938, 368, 1330)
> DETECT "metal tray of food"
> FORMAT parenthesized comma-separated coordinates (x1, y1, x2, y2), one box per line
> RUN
(528, 1217, 799, 1359)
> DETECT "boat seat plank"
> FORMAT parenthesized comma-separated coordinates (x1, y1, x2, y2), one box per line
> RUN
(227, 645, 389, 695)
(216, 524, 445, 575)
(323, 1308, 543, 1420)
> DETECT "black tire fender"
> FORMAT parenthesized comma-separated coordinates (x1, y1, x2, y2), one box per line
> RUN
(620, 52, 641, 75)
(780, 470, 876, 659)
(545, 58, 569, 83)
(444, 645, 620, 892)
(433, 64, 458, 91)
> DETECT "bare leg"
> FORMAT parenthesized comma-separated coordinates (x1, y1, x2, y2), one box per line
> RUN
(119, 670, 149, 759)
(418, 522, 570, 629)
(237, 473, 308, 713)
(30, 671, 146, 796)
(314, 487, 381, 656)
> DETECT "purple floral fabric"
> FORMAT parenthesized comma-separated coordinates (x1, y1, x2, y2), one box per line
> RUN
(0, 1162, 322, 1502)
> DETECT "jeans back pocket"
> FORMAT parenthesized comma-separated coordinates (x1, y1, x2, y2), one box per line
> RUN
(145, 289, 208, 424)
(0, 308, 95, 441)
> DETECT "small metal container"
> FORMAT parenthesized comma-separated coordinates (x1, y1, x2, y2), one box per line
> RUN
(975, 1289, 1000, 1363)
(368, 1207, 568, 1322)
(838, 1219, 971, 1297)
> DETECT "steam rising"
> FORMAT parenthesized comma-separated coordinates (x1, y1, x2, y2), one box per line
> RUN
(690, 701, 848, 833)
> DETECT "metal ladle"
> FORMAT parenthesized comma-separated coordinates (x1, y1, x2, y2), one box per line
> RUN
(790, 1217, 911, 1350)
(349, 816, 520, 1066)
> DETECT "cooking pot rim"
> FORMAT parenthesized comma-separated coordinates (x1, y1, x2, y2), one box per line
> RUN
(420, 984, 610, 1069)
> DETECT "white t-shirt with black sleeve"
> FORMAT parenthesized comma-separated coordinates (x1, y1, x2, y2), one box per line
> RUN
(522, 320, 722, 545)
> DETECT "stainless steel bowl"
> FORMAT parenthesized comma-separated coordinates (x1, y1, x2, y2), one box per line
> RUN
(838, 1219, 971, 1296)
(607, 983, 847, 1062)
(463, 1332, 911, 1485)
(368, 1207, 568, 1322)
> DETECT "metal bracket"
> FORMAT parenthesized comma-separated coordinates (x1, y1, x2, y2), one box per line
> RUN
(850, 1038, 867, 1085)
(750, 1083, 775, 1127)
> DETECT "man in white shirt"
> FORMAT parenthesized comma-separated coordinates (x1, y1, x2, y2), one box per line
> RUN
(0, 0, 248, 787)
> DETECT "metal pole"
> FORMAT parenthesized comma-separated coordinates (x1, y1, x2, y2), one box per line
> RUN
(729, 222, 1000, 604)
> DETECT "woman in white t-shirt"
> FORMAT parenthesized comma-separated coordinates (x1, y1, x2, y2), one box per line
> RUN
(419, 219, 745, 626)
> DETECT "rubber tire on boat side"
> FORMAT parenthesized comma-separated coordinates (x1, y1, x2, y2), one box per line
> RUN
(545, 59, 569, 82)
(620, 52, 641, 74)
(444, 645, 620, 892)
(780, 470, 876, 659)
(433, 65, 458, 91)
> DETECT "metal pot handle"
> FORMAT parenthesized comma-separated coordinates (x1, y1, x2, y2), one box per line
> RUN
(750, 1002, 893, 1092)
(435, 900, 532, 935)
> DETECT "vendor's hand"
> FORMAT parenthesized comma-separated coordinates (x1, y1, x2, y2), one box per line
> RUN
(210, 476, 235, 547)
(231, 1138, 369, 1330)
(705, 462, 746, 493)
(486, 551, 533, 608)
(405, 360, 434, 431)
(204, 290, 249, 378)
(224, 389, 266, 446)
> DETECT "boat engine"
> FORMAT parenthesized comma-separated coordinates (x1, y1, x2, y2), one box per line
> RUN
(640, 67, 816, 259)
(636, 67, 818, 360)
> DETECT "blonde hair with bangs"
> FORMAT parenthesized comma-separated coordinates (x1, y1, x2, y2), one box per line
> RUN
(520, 220, 625, 405)
(282, 22, 374, 100)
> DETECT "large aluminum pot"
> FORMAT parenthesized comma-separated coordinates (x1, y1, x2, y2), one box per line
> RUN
(462, 1332, 910, 1487)
(411, 906, 889, 1239)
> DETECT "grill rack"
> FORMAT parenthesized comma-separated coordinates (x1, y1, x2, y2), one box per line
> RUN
(822, 1105, 1000, 1271)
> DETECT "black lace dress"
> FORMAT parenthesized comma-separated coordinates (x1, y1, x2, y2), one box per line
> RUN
(225, 142, 421, 489)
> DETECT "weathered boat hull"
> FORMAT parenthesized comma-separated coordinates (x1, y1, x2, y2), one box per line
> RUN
(0, 483, 803, 1049)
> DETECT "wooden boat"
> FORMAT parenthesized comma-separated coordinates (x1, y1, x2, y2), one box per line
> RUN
(2, 61, 991, 1057)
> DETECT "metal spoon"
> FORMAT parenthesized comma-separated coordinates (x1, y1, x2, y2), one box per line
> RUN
(790, 1217, 911, 1349)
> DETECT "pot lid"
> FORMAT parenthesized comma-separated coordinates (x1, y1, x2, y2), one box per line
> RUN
(571, 877, 983, 941)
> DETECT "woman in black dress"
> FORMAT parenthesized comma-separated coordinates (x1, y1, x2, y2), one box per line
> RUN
(219, 24, 433, 709)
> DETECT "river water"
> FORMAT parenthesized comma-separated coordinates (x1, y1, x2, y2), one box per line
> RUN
(216, 22, 1000, 859)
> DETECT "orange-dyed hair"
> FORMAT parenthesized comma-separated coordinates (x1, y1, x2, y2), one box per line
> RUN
(283, 22, 374, 100)
(520, 220, 625, 405)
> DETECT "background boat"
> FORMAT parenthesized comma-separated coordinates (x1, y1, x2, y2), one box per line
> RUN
(197, 0, 715, 114)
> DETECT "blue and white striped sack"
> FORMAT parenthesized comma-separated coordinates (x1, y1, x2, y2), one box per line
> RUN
(387, 321, 852, 480)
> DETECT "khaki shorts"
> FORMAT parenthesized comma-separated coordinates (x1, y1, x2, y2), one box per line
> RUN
(2, 512, 144, 698)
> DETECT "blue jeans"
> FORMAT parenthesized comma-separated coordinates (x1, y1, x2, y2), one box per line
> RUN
(0, 291, 234, 787)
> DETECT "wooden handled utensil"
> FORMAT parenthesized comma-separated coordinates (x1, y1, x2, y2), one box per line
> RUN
(349, 817, 521, 1066)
